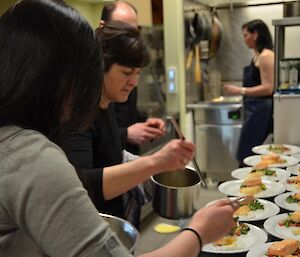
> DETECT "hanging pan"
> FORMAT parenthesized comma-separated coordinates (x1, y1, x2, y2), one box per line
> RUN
(209, 10, 223, 58)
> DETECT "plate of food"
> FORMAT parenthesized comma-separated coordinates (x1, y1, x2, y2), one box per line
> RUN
(233, 198, 280, 222)
(202, 222, 267, 254)
(246, 239, 300, 257)
(264, 211, 300, 240)
(281, 176, 300, 192)
(243, 154, 299, 168)
(218, 178, 285, 198)
(231, 167, 290, 182)
(274, 192, 300, 211)
(252, 144, 300, 155)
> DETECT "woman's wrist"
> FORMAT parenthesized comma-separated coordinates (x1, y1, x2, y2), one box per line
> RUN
(140, 155, 163, 176)
(181, 227, 203, 251)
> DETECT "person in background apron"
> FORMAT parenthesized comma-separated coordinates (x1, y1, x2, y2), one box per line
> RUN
(224, 19, 274, 167)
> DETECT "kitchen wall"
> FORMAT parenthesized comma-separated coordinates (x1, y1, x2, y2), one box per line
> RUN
(0, 0, 105, 29)
(0, 0, 17, 15)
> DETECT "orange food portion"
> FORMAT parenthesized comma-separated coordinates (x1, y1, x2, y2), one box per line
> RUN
(242, 177, 262, 187)
(213, 236, 237, 246)
(234, 205, 251, 216)
(294, 193, 300, 201)
(288, 176, 300, 184)
(267, 239, 300, 256)
(291, 211, 300, 223)
(255, 153, 286, 169)
(240, 177, 265, 195)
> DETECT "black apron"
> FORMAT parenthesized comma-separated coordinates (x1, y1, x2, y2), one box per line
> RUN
(237, 60, 273, 164)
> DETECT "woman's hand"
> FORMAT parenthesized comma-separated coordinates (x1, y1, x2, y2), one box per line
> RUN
(188, 198, 238, 245)
(223, 84, 243, 95)
(146, 118, 166, 136)
(127, 118, 165, 145)
(151, 139, 196, 172)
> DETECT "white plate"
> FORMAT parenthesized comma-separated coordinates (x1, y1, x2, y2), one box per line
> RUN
(264, 213, 300, 240)
(274, 192, 300, 211)
(252, 144, 300, 155)
(202, 223, 268, 254)
(243, 155, 299, 168)
(246, 242, 275, 257)
(287, 164, 300, 176)
(280, 177, 300, 192)
(231, 167, 290, 182)
(218, 180, 285, 198)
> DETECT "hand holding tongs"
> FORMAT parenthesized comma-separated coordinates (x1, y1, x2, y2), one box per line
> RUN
(229, 195, 255, 209)
(167, 116, 208, 189)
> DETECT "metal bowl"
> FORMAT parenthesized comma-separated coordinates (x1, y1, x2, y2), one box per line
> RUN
(99, 213, 140, 253)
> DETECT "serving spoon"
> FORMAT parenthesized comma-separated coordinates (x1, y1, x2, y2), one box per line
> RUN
(167, 116, 208, 189)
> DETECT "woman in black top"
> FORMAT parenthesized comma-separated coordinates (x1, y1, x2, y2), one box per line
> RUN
(224, 19, 274, 166)
(62, 21, 196, 227)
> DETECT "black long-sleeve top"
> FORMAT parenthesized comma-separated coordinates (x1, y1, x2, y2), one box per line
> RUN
(114, 88, 146, 154)
(61, 103, 124, 218)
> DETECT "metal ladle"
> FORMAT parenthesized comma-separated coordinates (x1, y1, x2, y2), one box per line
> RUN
(167, 116, 207, 189)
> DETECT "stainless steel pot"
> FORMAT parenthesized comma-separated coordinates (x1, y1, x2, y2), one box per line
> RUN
(151, 167, 201, 220)
(99, 213, 139, 253)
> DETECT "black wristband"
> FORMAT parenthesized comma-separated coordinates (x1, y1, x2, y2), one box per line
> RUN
(181, 227, 203, 250)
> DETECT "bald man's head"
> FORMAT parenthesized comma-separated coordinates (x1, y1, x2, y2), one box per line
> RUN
(101, 1, 138, 27)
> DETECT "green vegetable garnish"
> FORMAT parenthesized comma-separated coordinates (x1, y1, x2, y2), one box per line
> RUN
(261, 184, 267, 190)
(264, 169, 276, 176)
(286, 195, 300, 203)
(248, 200, 264, 211)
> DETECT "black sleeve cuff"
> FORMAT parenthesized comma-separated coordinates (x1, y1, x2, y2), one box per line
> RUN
(75, 167, 105, 207)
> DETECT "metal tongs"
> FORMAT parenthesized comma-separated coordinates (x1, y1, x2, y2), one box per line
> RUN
(229, 195, 255, 207)
(167, 116, 208, 189)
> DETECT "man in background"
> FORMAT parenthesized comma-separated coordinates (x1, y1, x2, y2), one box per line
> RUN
(101, 0, 165, 154)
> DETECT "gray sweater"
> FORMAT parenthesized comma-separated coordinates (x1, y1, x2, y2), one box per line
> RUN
(0, 126, 133, 257)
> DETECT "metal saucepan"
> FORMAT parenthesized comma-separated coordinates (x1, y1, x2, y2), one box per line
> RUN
(151, 167, 201, 220)
(99, 213, 139, 253)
